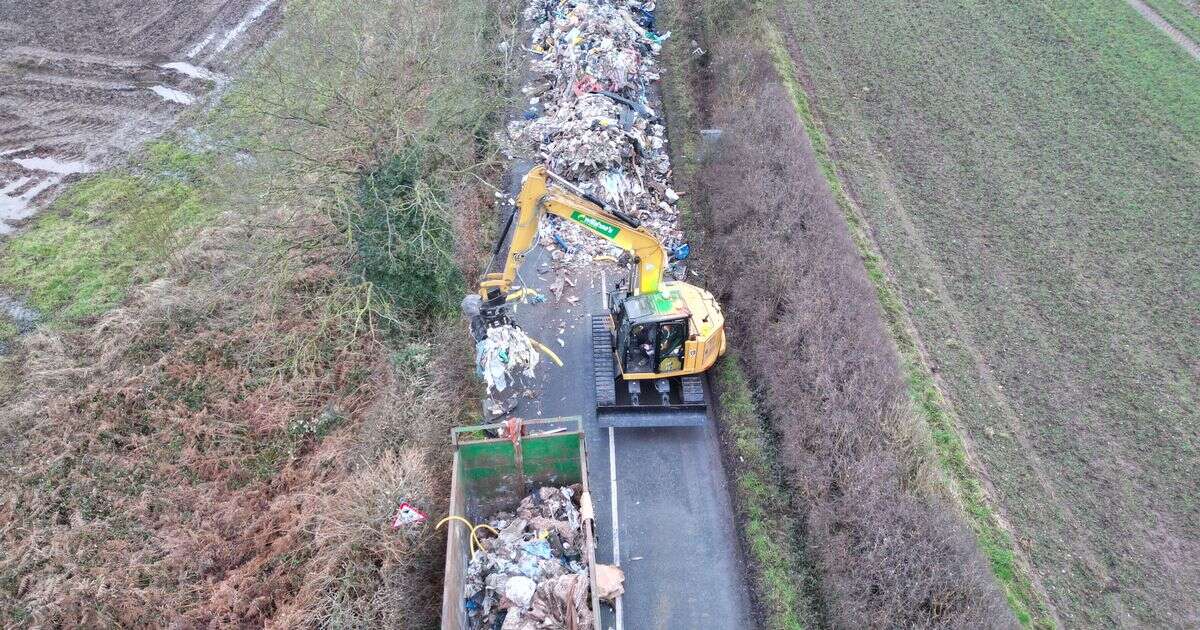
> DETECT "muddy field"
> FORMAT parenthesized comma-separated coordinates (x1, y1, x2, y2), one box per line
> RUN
(0, 0, 281, 234)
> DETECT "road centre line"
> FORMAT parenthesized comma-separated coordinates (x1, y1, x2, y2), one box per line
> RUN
(601, 269, 624, 630)
(609, 426, 624, 630)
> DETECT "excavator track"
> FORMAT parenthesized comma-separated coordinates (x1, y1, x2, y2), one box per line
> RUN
(592, 314, 709, 428)
(593, 314, 617, 408)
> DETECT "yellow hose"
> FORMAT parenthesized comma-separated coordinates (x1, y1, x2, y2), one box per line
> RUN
(436, 516, 502, 555)
(472, 523, 500, 552)
(437, 515, 482, 555)
(473, 523, 499, 536)
(529, 337, 565, 367)
(435, 515, 473, 531)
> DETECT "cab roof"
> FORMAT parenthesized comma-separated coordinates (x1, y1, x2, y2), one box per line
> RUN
(624, 291, 690, 323)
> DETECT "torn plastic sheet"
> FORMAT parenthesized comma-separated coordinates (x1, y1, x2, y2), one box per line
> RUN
(476, 325, 541, 393)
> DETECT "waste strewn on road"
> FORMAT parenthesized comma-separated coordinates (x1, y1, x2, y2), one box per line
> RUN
(594, 563, 625, 602)
(506, 0, 682, 263)
(465, 486, 594, 629)
(470, 0, 696, 415)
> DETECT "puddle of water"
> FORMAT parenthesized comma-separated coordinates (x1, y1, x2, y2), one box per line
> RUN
(3, 157, 85, 233)
(0, 218, 22, 236)
(23, 73, 138, 92)
(0, 192, 32, 234)
(0, 176, 32, 196)
(160, 61, 222, 83)
(0, 291, 40, 353)
(1, 174, 62, 234)
(12, 156, 93, 175)
(0, 293, 40, 333)
(149, 85, 197, 105)
(212, 0, 278, 55)
(187, 32, 216, 59)
(16, 177, 60, 201)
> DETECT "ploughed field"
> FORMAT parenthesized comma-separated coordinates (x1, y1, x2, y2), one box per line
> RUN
(780, 0, 1200, 626)
(0, 0, 279, 234)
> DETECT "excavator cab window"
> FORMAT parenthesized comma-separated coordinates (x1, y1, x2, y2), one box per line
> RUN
(622, 318, 688, 375)
(656, 320, 686, 373)
(625, 323, 656, 374)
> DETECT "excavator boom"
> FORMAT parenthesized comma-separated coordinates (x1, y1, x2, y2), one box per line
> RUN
(479, 166, 667, 299)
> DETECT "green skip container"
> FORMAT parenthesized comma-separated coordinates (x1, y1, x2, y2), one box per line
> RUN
(439, 417, 602, 630)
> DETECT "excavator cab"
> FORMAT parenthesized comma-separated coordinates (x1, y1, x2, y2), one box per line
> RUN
(612, 294, 689, 377)
(623, 320, 687, 374)
(594, 285, 723, 428)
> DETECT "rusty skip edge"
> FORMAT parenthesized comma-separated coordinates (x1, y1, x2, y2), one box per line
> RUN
(440, 417, 602, 630)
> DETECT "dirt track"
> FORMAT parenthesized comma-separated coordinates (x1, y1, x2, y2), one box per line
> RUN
(0, 0, 281, 234)
(1126, 0, 1200, 60)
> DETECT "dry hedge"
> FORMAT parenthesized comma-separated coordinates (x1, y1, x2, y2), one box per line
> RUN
(691, 47, 1014, 628)
(0, 208, 477, 627)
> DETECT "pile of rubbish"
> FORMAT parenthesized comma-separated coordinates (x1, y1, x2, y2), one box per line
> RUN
(506, 0, 681, 262)
(476, 324, 542, 394)
(465, 486, 594, 629)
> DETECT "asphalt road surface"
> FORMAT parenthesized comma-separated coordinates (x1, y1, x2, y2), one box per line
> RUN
(507, 231, 754, 629)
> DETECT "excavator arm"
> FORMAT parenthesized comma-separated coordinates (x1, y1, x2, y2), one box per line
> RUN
(479, 166, 668, 301)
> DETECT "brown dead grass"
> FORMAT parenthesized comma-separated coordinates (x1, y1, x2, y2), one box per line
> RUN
(0, 206, 477, 627)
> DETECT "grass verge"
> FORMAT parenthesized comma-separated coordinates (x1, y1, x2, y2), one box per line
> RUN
(658, 4, 822, 627)
(714, 354, 821, 629)
(662, 0, 1015, 626)
(759, 17, 1052, 629)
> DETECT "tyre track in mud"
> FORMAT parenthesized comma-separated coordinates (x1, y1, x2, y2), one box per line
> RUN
(0, 0, 281, 235)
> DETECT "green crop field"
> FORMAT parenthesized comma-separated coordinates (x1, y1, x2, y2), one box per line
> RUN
(777, 0, 1200, 626)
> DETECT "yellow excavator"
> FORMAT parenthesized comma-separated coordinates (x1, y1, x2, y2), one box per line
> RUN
(474, 166, 726, 427)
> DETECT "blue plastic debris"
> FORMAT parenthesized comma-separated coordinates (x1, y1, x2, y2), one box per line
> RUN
(518, 553, 541, 577)
(553, 233, 571, 253)
(633, 7, 655, 30)
(524, 540, 553, 559)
